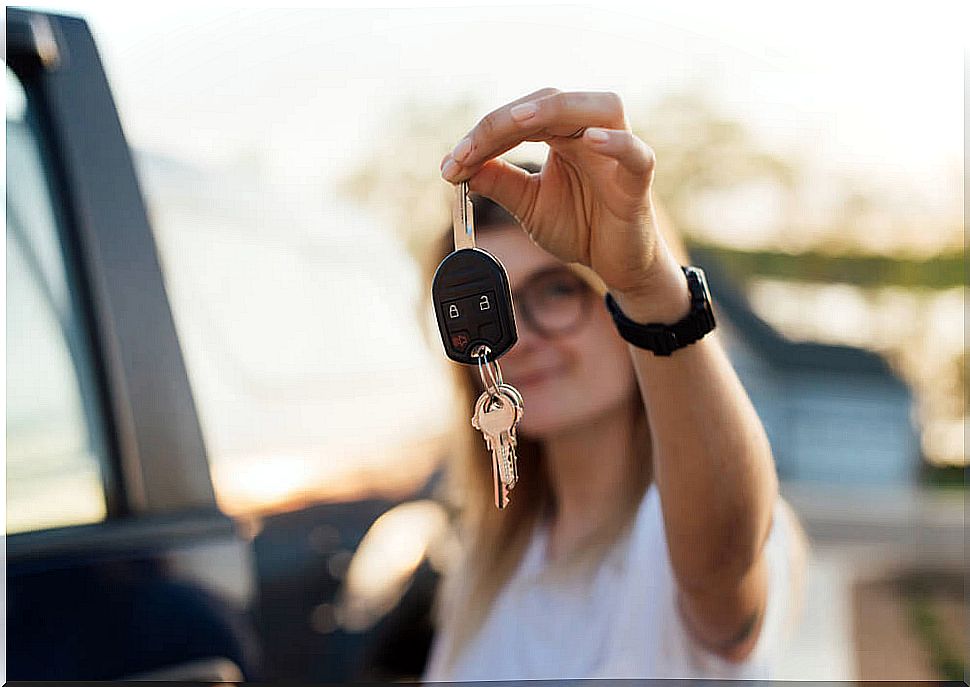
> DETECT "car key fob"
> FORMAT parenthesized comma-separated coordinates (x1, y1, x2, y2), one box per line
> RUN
(432, 182, 517, 365)
(433, 247, 517, 364)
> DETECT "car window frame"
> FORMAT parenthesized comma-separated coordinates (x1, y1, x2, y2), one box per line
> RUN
(6, 8, 221, 549)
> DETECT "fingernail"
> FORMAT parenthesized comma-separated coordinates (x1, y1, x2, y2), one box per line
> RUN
(586, 127, 609, 143)
(510, 102, 538, 122)
(452, 137, 472, 162)
(441, 158, 459, 181)
(440, 154, 453, 172)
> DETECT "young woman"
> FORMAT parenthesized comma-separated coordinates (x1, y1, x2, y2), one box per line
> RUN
(422, 88, 805, 681)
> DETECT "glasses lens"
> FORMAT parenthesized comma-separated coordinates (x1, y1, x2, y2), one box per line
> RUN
(518, 269, 590, 336)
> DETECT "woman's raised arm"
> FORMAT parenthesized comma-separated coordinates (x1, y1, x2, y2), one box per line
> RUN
(440, 87, 782, 661)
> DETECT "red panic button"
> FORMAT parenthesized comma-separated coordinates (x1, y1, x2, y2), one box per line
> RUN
(451, 330, 471, 352)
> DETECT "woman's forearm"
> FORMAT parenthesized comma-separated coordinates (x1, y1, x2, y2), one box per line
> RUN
(614, 246, 779, 654)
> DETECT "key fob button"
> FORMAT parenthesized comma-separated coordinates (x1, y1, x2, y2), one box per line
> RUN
(478, 322, 498, 342)
(450, 330, 471, 352)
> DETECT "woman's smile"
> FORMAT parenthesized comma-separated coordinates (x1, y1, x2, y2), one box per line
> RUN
(509, 364, 566, 389)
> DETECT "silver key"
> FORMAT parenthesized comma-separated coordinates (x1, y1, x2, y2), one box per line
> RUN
(472, 387, 522, 509)
(494, 382, 523, 488)
(474, 392, 517, 508)
(472, 383, 523, 490)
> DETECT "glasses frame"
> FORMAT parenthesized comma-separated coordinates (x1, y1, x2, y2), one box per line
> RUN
(511, 265, 597, 339)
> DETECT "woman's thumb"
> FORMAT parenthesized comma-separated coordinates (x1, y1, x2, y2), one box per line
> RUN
(466, 158, 536, 226)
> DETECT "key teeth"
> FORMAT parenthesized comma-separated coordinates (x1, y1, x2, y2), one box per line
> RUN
(497, 482, 512, 509)
(497, 442, 517, 507)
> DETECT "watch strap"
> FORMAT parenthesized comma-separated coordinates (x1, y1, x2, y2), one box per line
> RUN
(604, 266, 716, 356)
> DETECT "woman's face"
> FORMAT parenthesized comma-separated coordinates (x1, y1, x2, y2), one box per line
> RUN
(476, 224, 637, 439)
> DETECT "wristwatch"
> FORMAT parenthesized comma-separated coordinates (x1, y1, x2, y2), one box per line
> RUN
(604, 266, 716, 356)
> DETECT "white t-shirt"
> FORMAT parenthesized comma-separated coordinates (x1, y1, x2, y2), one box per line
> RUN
(423, 484, 798, 681)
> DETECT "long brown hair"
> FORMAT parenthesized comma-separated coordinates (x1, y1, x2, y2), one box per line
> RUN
(423, 161, 656, 674)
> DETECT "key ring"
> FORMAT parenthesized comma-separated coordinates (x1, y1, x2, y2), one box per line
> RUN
(472, 344, 504, 399)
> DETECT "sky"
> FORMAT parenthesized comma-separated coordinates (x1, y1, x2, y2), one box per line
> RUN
(16, 1, 966, 202)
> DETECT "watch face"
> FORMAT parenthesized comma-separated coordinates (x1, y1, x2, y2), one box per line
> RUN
(684, 266, 712, 305)
(691, 267, 716, 332)
(695, 268, 712, 304)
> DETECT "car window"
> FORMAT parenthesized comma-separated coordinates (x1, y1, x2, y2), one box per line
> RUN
(140, 149, 455, 516)
(6, 66, 111, 534)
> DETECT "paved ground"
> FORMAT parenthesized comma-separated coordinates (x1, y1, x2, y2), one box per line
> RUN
(772, 484, 965, 681)
(853, 578, 938, 680)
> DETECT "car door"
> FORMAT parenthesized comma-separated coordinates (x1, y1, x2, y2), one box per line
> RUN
(6, 8, 261, 681)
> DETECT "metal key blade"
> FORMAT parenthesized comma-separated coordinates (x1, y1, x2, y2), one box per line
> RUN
(452, 181, 475, 250)
(484, 430, 508, 509)
(472, 391, 506, 508)
(496, 434, 517, 490)
(493, 451, 509, 509)
(497, 383, 523, 486)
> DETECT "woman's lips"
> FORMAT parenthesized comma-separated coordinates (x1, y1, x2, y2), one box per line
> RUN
(509, 366, 564, 388)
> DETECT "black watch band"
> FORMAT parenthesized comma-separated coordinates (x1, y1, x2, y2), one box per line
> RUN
(604, 266, 716, 356)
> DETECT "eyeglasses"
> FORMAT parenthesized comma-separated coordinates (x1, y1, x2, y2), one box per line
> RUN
(511, 266, 596, 339)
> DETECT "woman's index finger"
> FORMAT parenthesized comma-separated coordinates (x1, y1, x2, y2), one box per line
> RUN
(454, 90, 628, 170)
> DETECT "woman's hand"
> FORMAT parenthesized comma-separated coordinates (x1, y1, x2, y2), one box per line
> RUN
(440, 88, 684, 316)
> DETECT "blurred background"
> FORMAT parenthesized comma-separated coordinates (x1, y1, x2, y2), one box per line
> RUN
(6, 2, 966, 682)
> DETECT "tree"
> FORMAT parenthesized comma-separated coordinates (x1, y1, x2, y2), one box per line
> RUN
(339, 89, 798, 256)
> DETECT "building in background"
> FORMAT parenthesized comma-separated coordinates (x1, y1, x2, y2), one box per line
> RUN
(700, 257, 920, 486)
